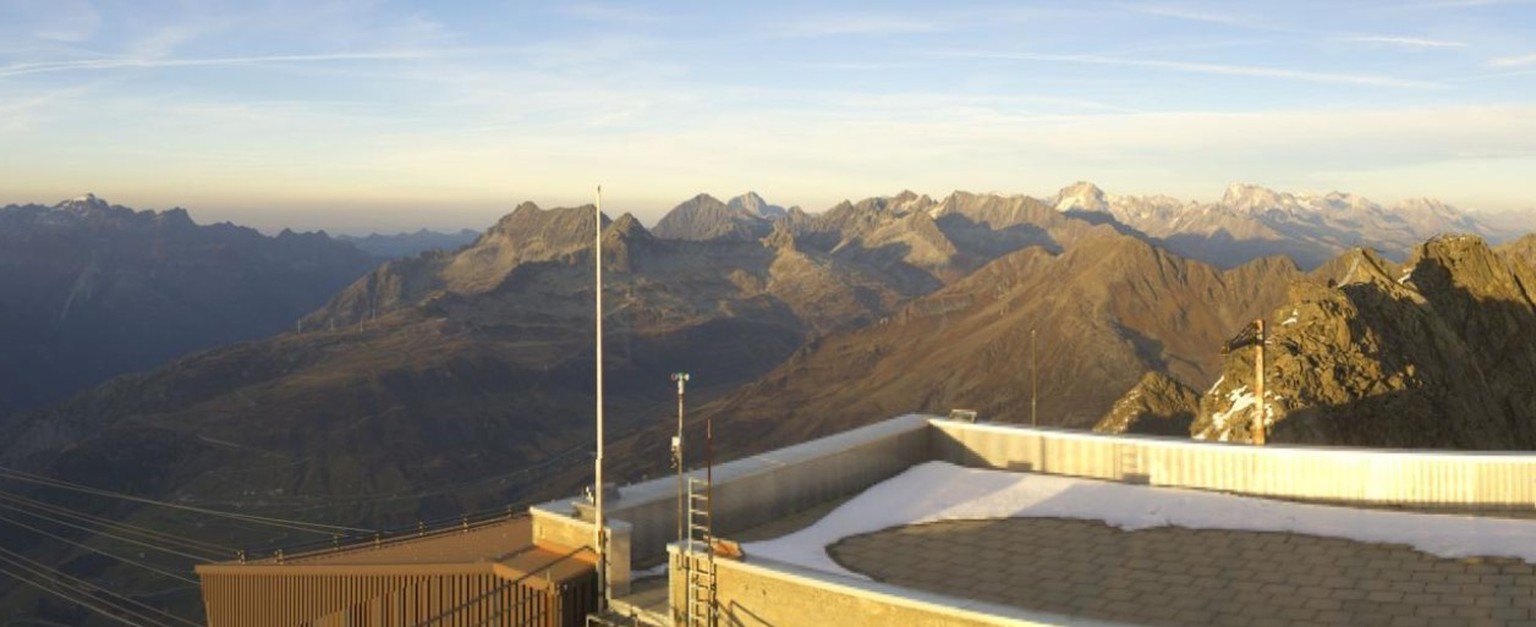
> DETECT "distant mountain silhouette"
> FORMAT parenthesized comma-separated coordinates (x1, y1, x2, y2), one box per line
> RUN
(337, 228, 478, 259)
(0, 195, 376, 415)
(1053, 182, 1508, 270)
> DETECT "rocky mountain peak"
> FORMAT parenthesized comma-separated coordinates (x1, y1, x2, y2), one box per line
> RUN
(728, 191, 787, 220)
(1408, 233, 1531, 306)
(157, 207, 196, 229)
(1221, 183, 1293, 213)
(488, 202, 602, 245)
(655, 192, 772, 241)
(58, 193, 112, 213)
(1093, 371, 1200, 436)
(1054, 181, 1109, 213)
(605, 212, 649, 239)
(601, 212, 653, 272)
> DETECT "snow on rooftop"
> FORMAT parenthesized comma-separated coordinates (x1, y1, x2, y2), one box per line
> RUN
(743, 461, 1536, 579)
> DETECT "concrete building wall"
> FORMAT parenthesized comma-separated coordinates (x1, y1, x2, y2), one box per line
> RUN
(198, 569, 585, 627)
(931, 420, 1536, 508)
(533, 415, 932, 569)
(667, 548, 1128, 627)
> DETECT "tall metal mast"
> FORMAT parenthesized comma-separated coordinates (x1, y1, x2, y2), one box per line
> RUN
(593, 185, 607, 608)
(672, 373, 689, 550)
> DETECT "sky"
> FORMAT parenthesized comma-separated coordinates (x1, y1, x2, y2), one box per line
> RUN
(1, 0, 1534, 234)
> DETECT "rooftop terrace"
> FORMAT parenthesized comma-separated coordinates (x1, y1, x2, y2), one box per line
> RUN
(531, 414, 1536, 626)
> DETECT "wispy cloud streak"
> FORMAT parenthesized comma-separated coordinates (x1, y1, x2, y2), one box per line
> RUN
(774, 14, 941, 38)
(1490, 53, 1536, 67)
(938, 50, 1443, 89)
(1343, 35, 1469, 48)
(1126, 4, 1267, 28)
(560, 4, 665, 24)
(0, 49, 485, 79)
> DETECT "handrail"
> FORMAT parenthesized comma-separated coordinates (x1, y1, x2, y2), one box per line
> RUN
(238, 504, 535, 564)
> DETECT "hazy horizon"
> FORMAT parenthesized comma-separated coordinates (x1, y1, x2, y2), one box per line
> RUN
(8, 182, 1536, 237)
(3, 0, 1535, 234)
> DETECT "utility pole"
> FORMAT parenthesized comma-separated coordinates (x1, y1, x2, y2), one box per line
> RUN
(1253, 319, 1266, 446)
(1031, 327, 1038, 427)
(671, 372, 689, 554)
(593, 185, 607, 609)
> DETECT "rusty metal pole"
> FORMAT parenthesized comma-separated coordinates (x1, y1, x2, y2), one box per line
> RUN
(1253, 319, 1266, 446)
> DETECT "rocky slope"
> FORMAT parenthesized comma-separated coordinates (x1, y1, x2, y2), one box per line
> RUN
(0, 201, 928, 528)
(677, 232, 1299, 459)
(0, 195, 376, 414)
(1189, 234, 1536, 448)
(781, 189, 1118, 294)
(1092, 371, 1201, 437)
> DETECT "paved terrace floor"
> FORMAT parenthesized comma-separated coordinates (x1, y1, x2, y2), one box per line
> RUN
(829, 517, 1536, 627)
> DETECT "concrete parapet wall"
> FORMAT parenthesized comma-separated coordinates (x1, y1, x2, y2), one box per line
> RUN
(931, 420, 1536, 508)
(596, 414, 932, 563)
(667, 547, 1128, 627)
(529, 507, 631, 596)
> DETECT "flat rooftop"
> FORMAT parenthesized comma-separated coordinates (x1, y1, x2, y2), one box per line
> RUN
(542, 414, 1536, 626)
(741, 462, 1536, 626)
(834, 518, 1536, 626)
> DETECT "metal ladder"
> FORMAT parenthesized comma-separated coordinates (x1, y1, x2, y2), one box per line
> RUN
(683, 477, 716, 627)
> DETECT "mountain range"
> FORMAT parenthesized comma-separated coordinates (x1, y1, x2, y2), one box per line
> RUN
(0, 195, 376, 416)
(336, 228, 479, 259)
(0, 183, 1525, 623)
(1053, 182, 1502, 269)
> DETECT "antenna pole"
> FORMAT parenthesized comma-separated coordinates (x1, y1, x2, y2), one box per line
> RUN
(1253, 319, 1266, 446)
(594, 185, 607, 608)
(671, 372, 689, 553)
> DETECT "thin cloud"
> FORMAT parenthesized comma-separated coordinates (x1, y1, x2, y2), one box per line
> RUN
(560, 4, 665, 24)
(774, 15, 942, 38)
(939, 50, 1443, 89)
(1343, 35, 1469, 49)
(1413, 0, 1536, 7)
(1123, 4, 1283, 31)
(1490, 53, 1536, 67)
(0, 49, 483, 79)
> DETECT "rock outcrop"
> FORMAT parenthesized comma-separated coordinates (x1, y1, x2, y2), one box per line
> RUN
(1094, 371, 1201, 436)
(1191, 234, 1536, 449)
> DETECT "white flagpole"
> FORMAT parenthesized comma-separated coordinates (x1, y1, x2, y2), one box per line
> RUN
(594, 185, 607, 608)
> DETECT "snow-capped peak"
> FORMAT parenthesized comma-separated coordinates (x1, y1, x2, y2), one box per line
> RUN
(1054, 181, 1109, 213)
(1221, 183, 1296, 213)
(727, 191, 787, 219)
(58, 193, 111, 212)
